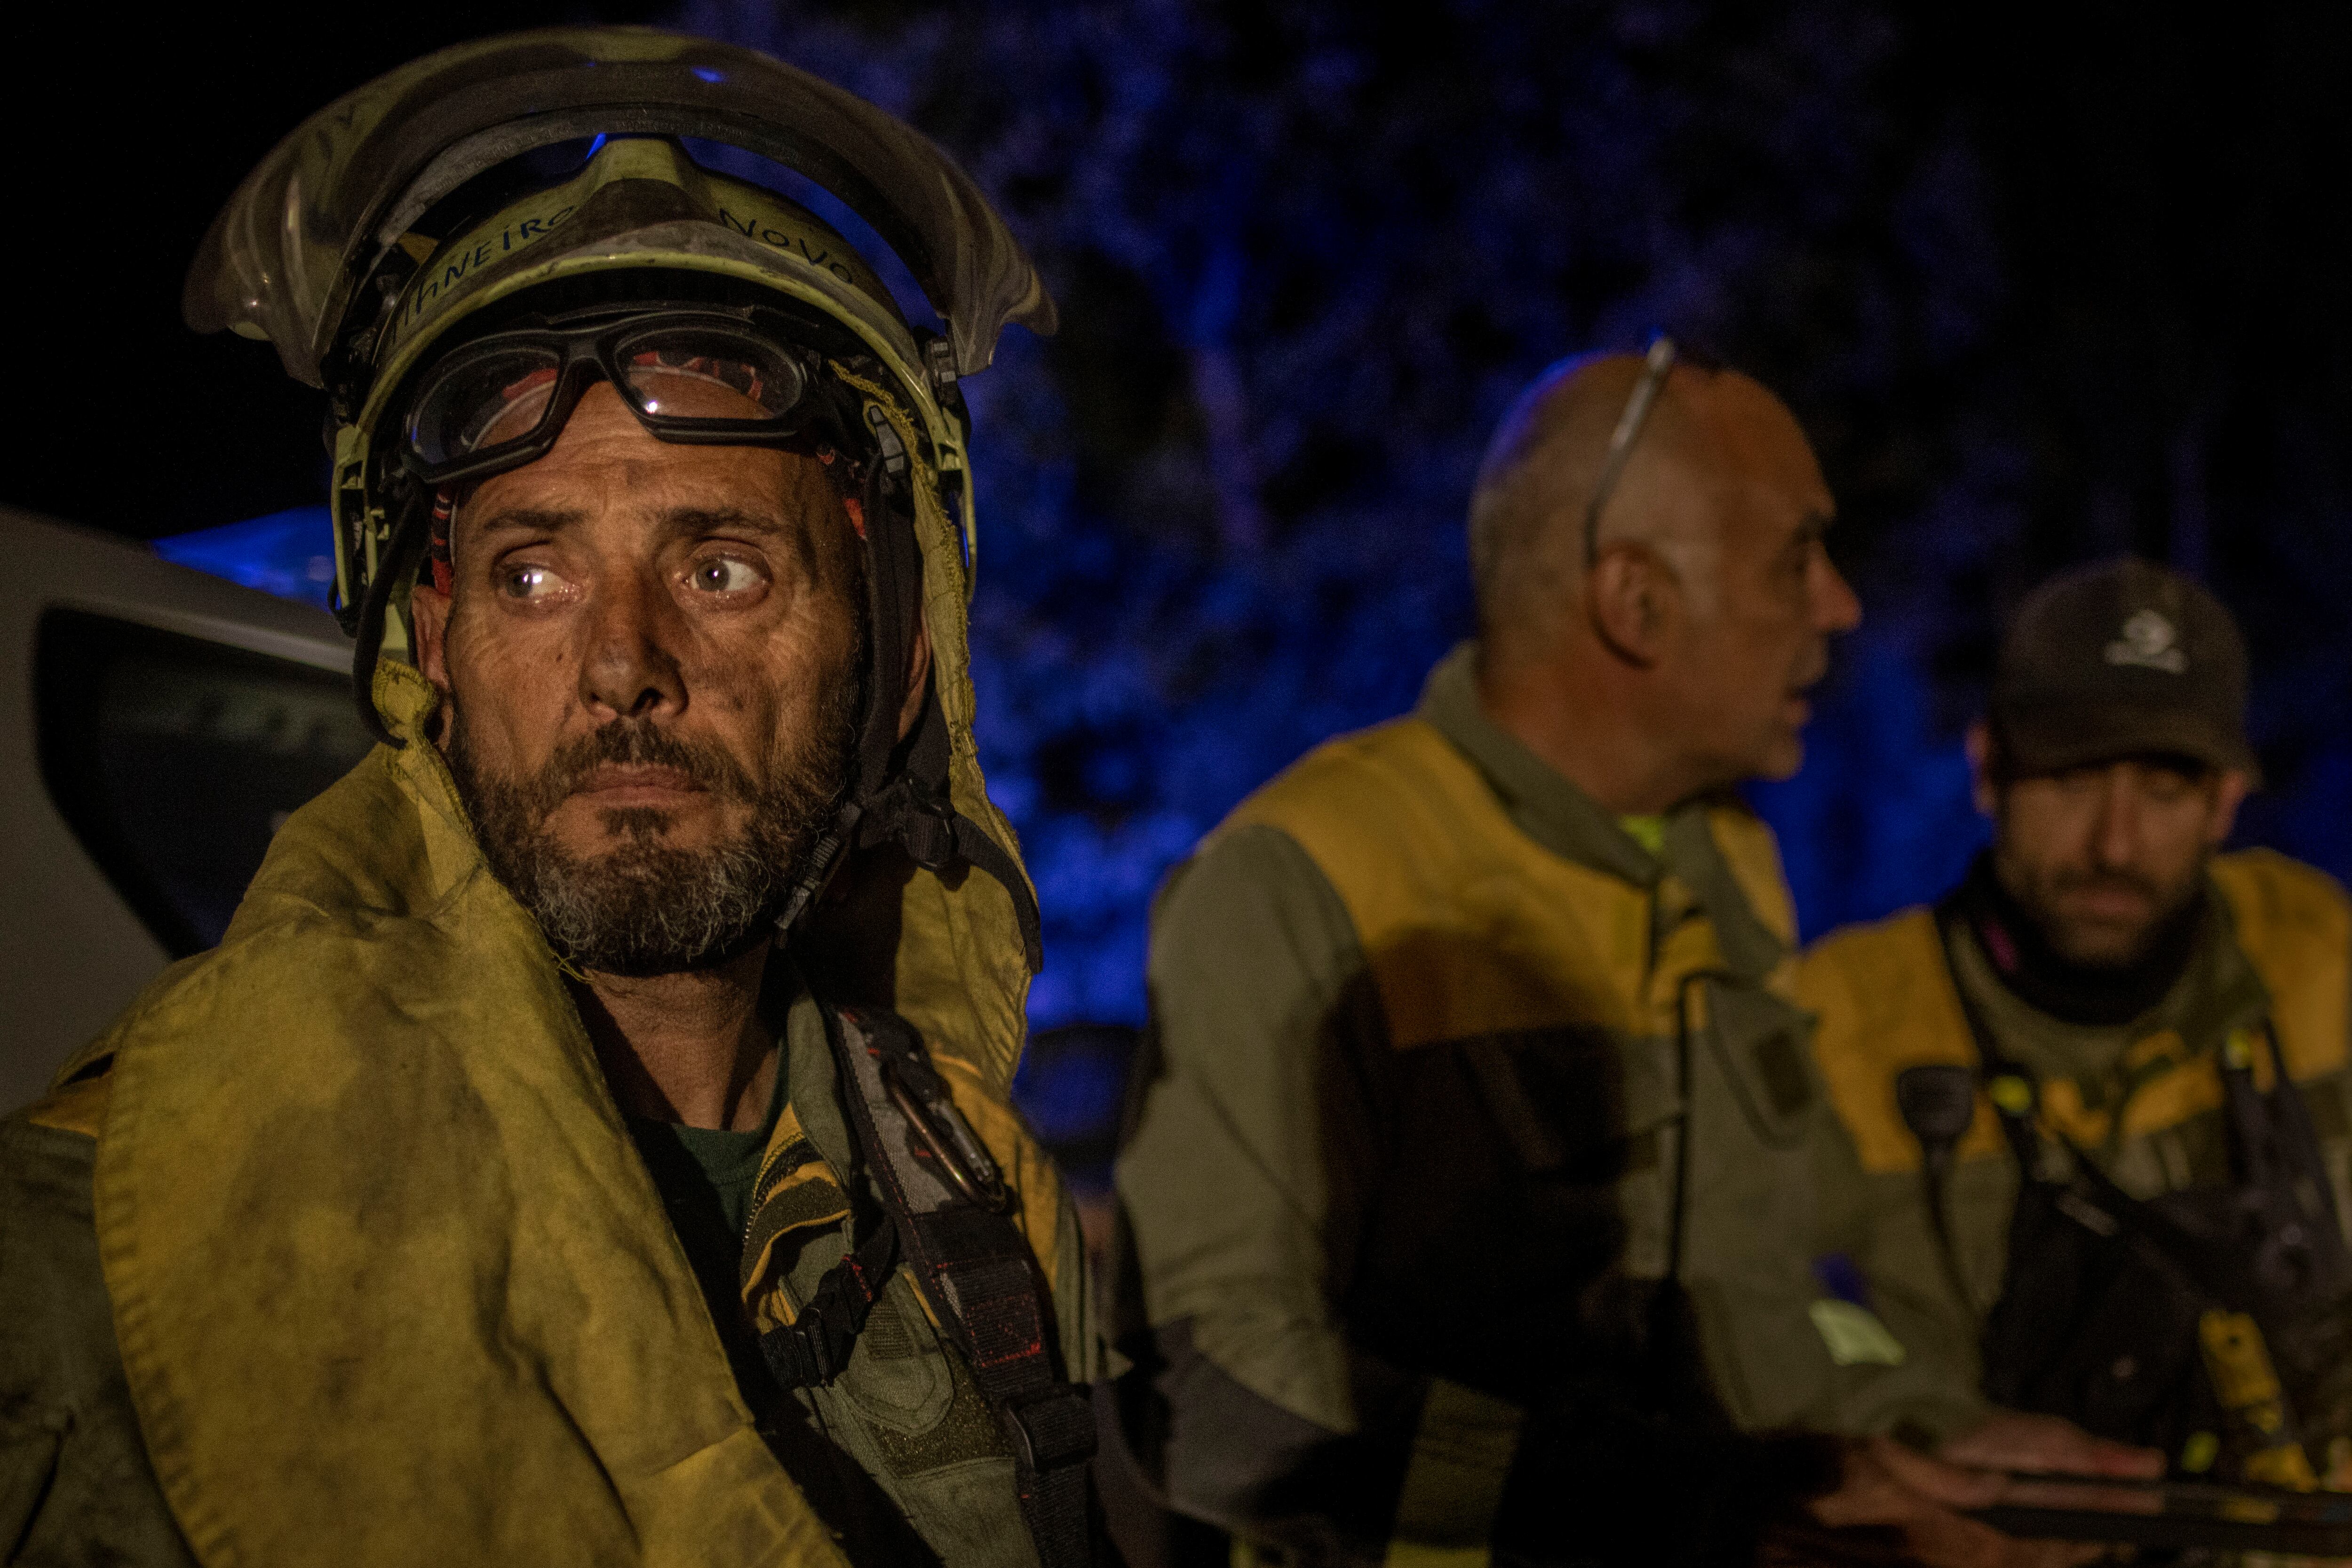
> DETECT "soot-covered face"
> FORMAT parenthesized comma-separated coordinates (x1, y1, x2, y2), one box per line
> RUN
(409, 374, 868, 976)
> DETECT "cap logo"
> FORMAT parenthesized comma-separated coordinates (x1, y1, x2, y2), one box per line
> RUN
(2105, 608, 2186, 674)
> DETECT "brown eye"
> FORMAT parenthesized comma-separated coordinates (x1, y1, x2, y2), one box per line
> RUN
(500, 563, 564, 600)
(687, 556, 762, 594)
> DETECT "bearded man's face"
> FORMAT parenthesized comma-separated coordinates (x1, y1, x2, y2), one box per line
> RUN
(407, 378, 868, 976)
(446, 692, 856, 974)
(1991, 755, 2243, 969)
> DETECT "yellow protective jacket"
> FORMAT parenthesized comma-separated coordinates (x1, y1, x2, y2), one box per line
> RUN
(1112, 645, 1854, 1568)
(0, 428, 1087, 1567)
(1799, 850, 2352, 1447)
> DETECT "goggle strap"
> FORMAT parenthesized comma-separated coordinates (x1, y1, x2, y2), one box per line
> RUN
(429, 490, 456, 596)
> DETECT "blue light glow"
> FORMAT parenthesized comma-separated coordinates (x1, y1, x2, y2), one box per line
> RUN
(155, 507, 336, 613)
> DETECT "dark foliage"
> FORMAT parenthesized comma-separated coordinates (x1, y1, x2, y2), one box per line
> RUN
(661, 0, 2351, 1025)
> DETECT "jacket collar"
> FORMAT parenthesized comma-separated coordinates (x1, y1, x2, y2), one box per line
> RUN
(1415, 641, 1785, 982)
(1415, 641, 1663, 886)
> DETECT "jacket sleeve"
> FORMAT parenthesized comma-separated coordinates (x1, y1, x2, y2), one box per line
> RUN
(0, 1088, 196, 1567)
(1109, 824, 1424, 1564)
(1795, 950, 1998, 1446)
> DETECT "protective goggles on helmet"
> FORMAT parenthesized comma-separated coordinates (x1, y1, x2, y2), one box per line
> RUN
(398, 308, 853, 488)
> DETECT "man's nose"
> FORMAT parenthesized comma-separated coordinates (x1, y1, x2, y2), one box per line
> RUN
(2089, 771, 2144, 870)
(578, 568, 687, 721)
(1811, 549, 1863, 634)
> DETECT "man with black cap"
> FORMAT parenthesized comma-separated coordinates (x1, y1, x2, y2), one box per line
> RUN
(1802, 557, 2352, 1488)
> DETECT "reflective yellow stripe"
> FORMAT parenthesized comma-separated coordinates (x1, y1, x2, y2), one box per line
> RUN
(1383, 1379, 1525, 1568)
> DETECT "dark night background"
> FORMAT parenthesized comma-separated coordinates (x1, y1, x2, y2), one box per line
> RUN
(12, 4, 2350, 1054)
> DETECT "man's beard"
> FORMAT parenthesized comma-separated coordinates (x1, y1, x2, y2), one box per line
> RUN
(446, 683, 861, 978)
(2014, 860, 2207, 970)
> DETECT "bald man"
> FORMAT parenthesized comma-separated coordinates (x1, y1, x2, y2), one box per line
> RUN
(1107, 350, 2110, 1567)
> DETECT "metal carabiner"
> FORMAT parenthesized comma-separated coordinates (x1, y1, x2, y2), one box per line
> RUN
(882, 1063, 1012, 1214)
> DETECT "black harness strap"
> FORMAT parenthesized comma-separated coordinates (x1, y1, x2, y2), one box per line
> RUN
(1932, 901, 2247, 1305)
(1931, 899, 2337, 1313)
(829, 1005, 1097, 1568)
(758, 1219, 900, 1389)
(1923, 899, 2352, 1475)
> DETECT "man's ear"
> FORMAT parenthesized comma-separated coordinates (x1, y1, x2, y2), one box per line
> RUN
(409, 581, 453, 692)
(896, 618, 933, 741)
(1585, 543, 1677, 668)
(2208, 768, 2252, 846)
(1964, 718, 1999, 818)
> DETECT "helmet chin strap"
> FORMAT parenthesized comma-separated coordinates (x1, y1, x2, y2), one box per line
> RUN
(775, 441, 1043, 973)
(350, 485, 433, 751)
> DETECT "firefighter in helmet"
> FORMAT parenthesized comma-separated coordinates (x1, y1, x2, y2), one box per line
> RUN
(0, 30, 1100, 1568)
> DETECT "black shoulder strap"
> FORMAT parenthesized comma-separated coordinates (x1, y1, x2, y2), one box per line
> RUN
(2217, 1026, 2352, 1301)
(1930, 899, 2048, 1175)
(828, 1005, 1098, 1568)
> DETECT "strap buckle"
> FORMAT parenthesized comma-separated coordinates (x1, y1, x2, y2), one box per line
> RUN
(757, 1222, 899, 1389)
(761, 1312, 846, 1387)
(1002, 1386, 1097, 1473)
(861, 777, 959, 870)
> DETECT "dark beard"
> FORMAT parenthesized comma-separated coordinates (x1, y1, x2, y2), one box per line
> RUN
(446, 684, 860, 978)
(1962, 851, 2209, 1027)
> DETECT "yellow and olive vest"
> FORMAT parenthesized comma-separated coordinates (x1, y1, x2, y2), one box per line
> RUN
(1806, 852, 2351, 1182)
(1218, 712, 1848, 1560)
(1799, 850, 2352, 1443)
